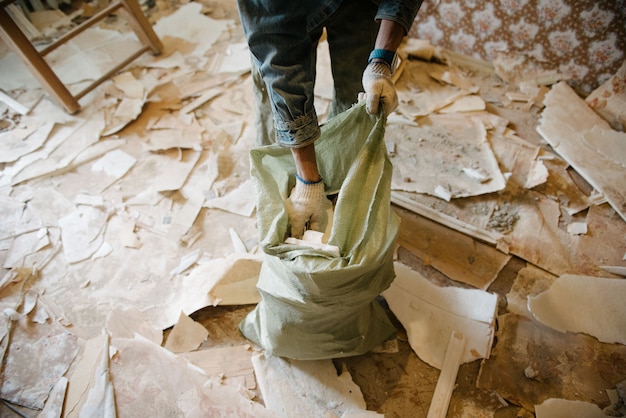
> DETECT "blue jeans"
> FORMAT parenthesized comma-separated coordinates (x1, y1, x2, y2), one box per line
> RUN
(241, 0, 380, 147)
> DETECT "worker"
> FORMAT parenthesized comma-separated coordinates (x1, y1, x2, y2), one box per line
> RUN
(236, 0, 423, 238)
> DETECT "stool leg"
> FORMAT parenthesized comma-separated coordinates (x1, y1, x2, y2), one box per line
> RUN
(0, 7, 80, 113)
(118, 0, 162, 55)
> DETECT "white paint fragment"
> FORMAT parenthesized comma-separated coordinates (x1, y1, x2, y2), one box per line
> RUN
(80, 332, 116, 418)
(153, 3, 233, 57)
(524, 158, 549, 189)
(0, 27, 141, 91)
(0, 121, 53, 163)
(566, 222, 587, 235)
(182, 345, 255, 387)
(92, 149, 137, 179)
(11, 113, 105, 185)
(119, 219, 142, 249)
(106, 308, 163, 346)
(164, 195, 204, 242)
(582, 125, 626, 169)
(434, 185, 452, 201)
(537, 81, 626, 222)
(75, 193, 105, 207)
(109, 335, 275, 417)
(156, 254, 262, 329)
(164, 311, 208, 354)
(3, 228, 50, 268)
(103, 97, 145, 136)
(64, 336, 105, 417)
(252, 352, 372, 417)
(31, 298, 51, 324)
(389, 114, 505, 199)
(285, 230, 341, 257)
(170, 248, 203, 276)
(600, 266, 626, 277)
(462, 167, 490, 183)
(92, 242, 113, 259)
(204, 179, 256, 217)
(112, 71, 145, 99)
(218, 42, 252, 74)
(58, 206, 107, 263)
(528, 274, 626, 345)
(439, 95, 485, 113)
(535, 398, 607, 418)
(382, 262, 497, 369)
(229, 227, 249, 253)
(38, 376, 68, 418)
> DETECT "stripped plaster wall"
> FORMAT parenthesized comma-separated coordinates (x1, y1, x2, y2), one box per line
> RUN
(410, 0, 626, 94)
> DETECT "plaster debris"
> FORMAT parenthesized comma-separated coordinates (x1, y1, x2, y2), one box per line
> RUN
(0, 27, 142, 92)
(10, 113, 105, 185)
(103, 97, 145, 136)
(182, 345, 255, 388)
(153, 2, 233, 57)
(38, 376, 68, 418)
(523, 158, 548, 189)
(218, 42, 252, 75)
(395, 60, 470, 118)
(389, 114, 506, 199)
(164, 311, 209, 353)
(528, 274, 626, 345)
(0, 121, 53, 163)
(383, 262, 497, 369)
(251, 352, 374, 417)
(566, 221, 587, 235)
(506, 265, 557, 319)
(537, 81, 626, 222)
(170, 248, 203, 276)
(58, 205, 108, 263)
(285, 230, 340, 257)
(106, 308, 163, 345)
(112, 71, 145, 100)
(79, 332, 116, 418)
(535, 398, 608, 418)
(582, 125, 626, 169)
(91, 149, 137, 182)
(3, 228, 50, 268)
(438, 95, 486, 113)
(204, 179, 256, 217)
(158, 254, 261, 328)
(0, 301, 79, 409)
(109, 334, 275, 417)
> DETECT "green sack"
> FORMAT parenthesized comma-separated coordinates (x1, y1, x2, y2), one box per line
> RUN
(240, 102, 400, 360)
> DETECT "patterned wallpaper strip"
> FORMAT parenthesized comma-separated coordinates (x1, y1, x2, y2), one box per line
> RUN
(410, 0, 626, 94)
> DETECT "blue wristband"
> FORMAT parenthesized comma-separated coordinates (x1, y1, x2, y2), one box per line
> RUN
(368, 49, 396, 67)
(295, 174, 323, 185)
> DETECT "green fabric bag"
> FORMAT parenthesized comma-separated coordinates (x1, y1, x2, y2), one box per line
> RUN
(239, 102, 400, 360)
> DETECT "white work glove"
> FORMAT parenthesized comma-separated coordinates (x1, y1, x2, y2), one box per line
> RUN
(362, 61, 398, 116)
(285, 177, 330, 239)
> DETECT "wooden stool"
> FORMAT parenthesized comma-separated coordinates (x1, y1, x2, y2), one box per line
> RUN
(0, 0, 162, 113)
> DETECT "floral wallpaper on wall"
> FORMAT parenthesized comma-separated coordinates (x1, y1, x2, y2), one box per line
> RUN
(410, 0, 626, 94)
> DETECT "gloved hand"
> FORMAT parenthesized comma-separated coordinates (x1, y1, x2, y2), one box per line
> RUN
(362, 61, 398, 116)
(285, 176, 330, 239)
